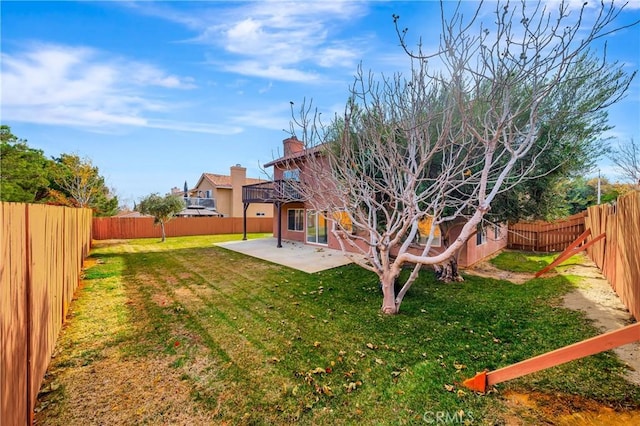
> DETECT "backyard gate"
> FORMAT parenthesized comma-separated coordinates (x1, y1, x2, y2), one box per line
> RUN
(507, 212, 586, 252)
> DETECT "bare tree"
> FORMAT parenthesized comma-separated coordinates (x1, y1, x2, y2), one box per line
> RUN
(285, 0, 636, 314)
(610, 139, 640, 185)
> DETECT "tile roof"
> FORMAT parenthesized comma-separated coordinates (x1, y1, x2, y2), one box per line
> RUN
(200, 173, 267, 189)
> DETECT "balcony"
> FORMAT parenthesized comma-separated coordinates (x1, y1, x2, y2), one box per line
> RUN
(184, 197, 216, 210)
(242, 180, 303, 203)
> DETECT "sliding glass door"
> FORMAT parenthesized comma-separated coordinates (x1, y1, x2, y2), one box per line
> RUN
(306, 210, 327, 244)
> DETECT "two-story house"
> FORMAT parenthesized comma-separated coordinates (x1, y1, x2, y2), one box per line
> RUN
(242, 137, 507, 268)
(178, 165, 273, 218)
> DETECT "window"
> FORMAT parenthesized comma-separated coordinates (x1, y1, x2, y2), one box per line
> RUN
(205, 190, 212, 198)
(333, 211, 353, 233)
(287, 209, 304, 231)
(283, 169, 300, 181)
(416, 216, 441, 247)
(476, 224, 487, 246)
(494, 224, 501, 240)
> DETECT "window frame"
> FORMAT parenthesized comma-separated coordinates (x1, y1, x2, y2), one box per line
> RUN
(476, 224, 487, 246)
(287, 208, 304, 232)
(283, 168, 300, 181)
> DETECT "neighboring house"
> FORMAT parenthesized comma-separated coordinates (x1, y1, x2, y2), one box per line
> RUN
(243, 137, 507, 268)
(179, 165, 273, 218)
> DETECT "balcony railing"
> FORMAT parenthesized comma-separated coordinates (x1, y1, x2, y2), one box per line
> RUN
(243, 180, 303, 203)
(184, 197, 216, 210)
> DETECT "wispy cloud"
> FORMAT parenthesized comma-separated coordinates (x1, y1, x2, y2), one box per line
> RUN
(232, 104, 294, 131)
(128, 0, 370, 82)
(1, 43, 239, 134)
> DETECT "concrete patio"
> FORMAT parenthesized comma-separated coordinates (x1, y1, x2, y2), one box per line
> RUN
(215, 237, 357, 273)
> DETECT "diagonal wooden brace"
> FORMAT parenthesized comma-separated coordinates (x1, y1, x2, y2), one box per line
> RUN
(463, 322, 640, 393)
(535, 230, 605, 278)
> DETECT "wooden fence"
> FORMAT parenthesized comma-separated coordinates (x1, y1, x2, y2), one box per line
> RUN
(507, 212, 586, 252)
(1, 202, 92, 426)
(585, 191, 640, 321)
(92, 216, 273, 240)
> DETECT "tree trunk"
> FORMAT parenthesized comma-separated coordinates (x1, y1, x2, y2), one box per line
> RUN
(380, 275, 398, 314)
(160, 221, 166, 242)
(435, 257, 464, 283)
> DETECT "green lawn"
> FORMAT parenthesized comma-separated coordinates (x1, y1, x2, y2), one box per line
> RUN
(489, 250, 584, 273)
(37, 236, 640, 425)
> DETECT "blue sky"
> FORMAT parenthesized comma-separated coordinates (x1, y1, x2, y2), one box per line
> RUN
(2, 1, 639, 207)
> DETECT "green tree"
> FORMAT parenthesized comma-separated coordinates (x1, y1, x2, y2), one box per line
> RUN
(51, 154, 118, 216)
(136, 193, 185, 242)
(0, 125, 52, 202)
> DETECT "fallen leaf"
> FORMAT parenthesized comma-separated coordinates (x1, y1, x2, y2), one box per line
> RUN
(457, 389, 466, 398)
(344, 382, 357, 392)
(444, 384, 455, 392)
(313, 341, 321, 347)
(366, 343, 377, 350)
(375, 358, 384, 365)
(321, 385, 333, 396)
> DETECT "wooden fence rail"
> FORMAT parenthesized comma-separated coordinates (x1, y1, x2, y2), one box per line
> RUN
(585, 191, 640, 321)
(92, 216, 273, 240)
(1, 202, 92, 426)
(507, 212, 586, 252)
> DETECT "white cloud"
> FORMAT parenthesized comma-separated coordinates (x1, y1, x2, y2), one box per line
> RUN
(259, 82, 274, 94)
(1, 43, 235, 135)
(222, 61, 319, 82)
(128, 0, 369, 81)
(232, 104, 294, 131)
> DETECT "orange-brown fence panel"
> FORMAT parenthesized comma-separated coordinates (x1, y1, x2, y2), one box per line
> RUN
(586, 192, 640, 321)
(1, 203, 29, 426)
(92, 216, 273, 240)
(508, 212, 586, 252)
(1, 202, 92, 426)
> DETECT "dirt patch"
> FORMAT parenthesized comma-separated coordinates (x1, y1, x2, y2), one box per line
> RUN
(502, 390, 640, 425)
(465, 261, 538, 284)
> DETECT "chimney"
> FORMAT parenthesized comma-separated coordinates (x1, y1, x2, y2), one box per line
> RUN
(283, 136, 304, 157)
(230, 164, 246, 217)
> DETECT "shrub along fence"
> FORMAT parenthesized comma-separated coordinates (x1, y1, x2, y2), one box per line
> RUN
(585, 191, 640, 321)
(92, 216, 273, 240)
(1, 202, 92, 425)
(507, 212, 586, 252)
